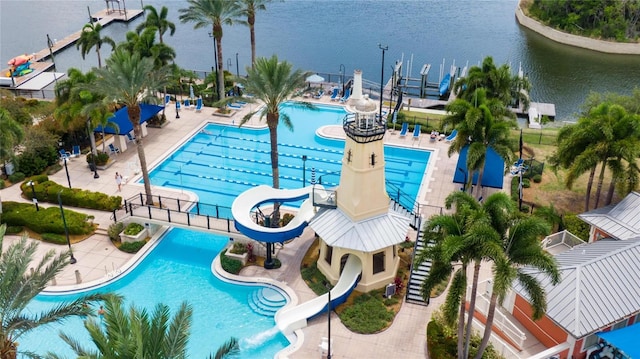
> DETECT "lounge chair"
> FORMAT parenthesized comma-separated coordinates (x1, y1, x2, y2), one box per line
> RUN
(314, 89, 325, 99)
(329, 88, 339, 101)
(59, 149, 71, 161)
(399, 122, 409, 137)
(184, 99, 191, 109)
(228, 102, 244, 109)
(176, 101, 181, 111)
(195, 97, 203, 112)
(429, 130, 439, 142)
(108, 143, 120, 156)
(71, 145, 81, 158)
(413, 124, 421, 140)
(164, 94, 171, 105)
(445, 129, 458, 142)
(126, 131, 136, 143)
(339, 88, 351, 103)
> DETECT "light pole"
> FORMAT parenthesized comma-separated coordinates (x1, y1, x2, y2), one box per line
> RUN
(208, 32, 219, 101)
(235, 53, 239, 78)
(58, 191, 77, 264)
(27, 181, 39, 211)
(457, 167, 468, 192)
(62, 157, 71, 189)
(302, 155, 307, 187)
(378, 44, 388, 122)
(339, 64, 345, 96)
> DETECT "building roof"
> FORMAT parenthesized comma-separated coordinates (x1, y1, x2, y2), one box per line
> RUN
(309, 207, 410, 252)
(578, 192, 640, 240)
(513, 238, 640, 338)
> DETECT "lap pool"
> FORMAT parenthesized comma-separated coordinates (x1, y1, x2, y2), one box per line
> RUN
(21, 103, 431, 358)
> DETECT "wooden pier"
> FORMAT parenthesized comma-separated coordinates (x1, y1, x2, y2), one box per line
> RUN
(0, 7, 143, 93)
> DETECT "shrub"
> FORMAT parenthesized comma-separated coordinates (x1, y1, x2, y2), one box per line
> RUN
(120, 240, 146, 253)
(220, 250, 243, 274)
(520, 204, 530, 213)
(229, 242, 247, 254)
(532, 174, 542, 183)
(86, 152, 110, 166)
(564, 214, 590, 241)
(41, 233, 67, 245)
(4, 226, 23, 234)
(21, 179, 121, 211)
(123, 223, 145, 236)
(108, 222, 125, 241)
(522, 178, 531, 188)
(340, 291, 394, 334)
(0, 181, 4, 190)
(8, 172, 25, 183)
(280, 213, 295, 227)
(1, 201, 93, 235)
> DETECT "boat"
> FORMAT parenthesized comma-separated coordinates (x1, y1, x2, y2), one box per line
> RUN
(439, 73, 451, 96)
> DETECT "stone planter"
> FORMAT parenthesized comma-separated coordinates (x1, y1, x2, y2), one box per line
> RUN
(120, 227, 148, 244)
(147, 120, 169, 128)
(90, 158, 116, 171)
(212, 109, 236, 118)
(225, 250, 248, 266)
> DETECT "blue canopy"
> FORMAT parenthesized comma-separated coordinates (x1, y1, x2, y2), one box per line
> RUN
(453, 145, 505, 189)
(94, 104, 163, 135)
(598, 323, 640, 358)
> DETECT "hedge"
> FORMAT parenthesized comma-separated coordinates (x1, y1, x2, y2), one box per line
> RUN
(20, 176, 122, 211)
(120, 241, 146, 253)
(220, 250, 243, 274)
(1, 201, 93, 235)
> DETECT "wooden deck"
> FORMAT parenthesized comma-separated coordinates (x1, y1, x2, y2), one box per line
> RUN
(1, 8, 143, 91)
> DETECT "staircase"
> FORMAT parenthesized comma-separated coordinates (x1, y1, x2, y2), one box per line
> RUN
(406, 225, 432, 306)
(247, 287, 287, 317)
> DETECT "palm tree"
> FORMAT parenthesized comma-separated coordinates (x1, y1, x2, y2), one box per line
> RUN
(474, 215, 559, 358)
(179, 0, 242, 101)
(233, 55, 313, 267)
(91, 49, 171, 205)
(119, 27, 176, 68)
(0, 111, 23, 221)
(0, 224, 101, 359)
(76, 22, 116, 68)
(237, 0, 272, 68)
(136, 5, 176, 44)
(52, 295, 239, 359)
(414, 191, 506, 359)
(445, 89, 516, 199)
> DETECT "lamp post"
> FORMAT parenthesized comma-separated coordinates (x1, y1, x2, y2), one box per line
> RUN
(62, 157, 71, 189)
(457, 167, 468, 192)
(86, 119, 99, 179)
(378, 44, 388, 121)
(208, 32, 219, 101)
(339, 64, 345, 96)
(58, 191, 77, 264)
(302, 155, 307, 187)
(27, 181, 39, 211)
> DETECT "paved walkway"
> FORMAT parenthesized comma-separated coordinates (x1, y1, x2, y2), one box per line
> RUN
(0, 95, 537, 358)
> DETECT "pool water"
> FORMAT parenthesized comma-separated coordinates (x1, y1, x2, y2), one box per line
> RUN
(22, 103, 431, 358)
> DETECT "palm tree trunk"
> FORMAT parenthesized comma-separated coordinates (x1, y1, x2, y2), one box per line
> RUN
(457, 264, 468, 359)
(593, 161, 607, 209)
(128, 106, 153, 205)
(96, 46, 102, 69)
(463, 261, 482, 359)
(605, 177, 616, 206)
(474, 292, 499, 359)
(249, 19, 256, 68)
(215, 34, 225, 100)
(474, 169, 485, 200)
(585, 166, 596, 211)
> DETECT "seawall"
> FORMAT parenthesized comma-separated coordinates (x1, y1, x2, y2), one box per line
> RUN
(515, 1, 640, 55)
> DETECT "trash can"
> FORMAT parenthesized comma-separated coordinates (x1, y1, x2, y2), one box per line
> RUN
(4, 162, 14, 176)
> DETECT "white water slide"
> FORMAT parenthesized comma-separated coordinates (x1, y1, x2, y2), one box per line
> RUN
(275, 255, 362, 335)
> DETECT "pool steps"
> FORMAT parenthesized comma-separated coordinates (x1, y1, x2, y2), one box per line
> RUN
(248, 287, 287, 317)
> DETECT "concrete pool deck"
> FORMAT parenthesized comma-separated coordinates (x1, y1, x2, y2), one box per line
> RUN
(0, 96, 535, 358)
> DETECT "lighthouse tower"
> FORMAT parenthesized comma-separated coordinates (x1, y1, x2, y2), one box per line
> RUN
(309, 70, 411, 292)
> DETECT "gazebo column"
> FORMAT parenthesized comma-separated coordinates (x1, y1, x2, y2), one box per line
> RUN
(114, 135, 128, 152)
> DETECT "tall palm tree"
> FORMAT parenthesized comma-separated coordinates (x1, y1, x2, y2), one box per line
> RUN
(76, 22, 116, 68)
(179, 0, 242, 101)
(52, 295, 239, 359)
(119, 27, 176, 68)
(91, 49, 171, 205)
(233, 55, 313, 267)
(414, 191, 506, 359)
(136, 5, 176, 44)
(445, 89, 516, 199)
(474, 215, 559, 358)
(237, 0, 272, 68)
(0, 111, 23, 221)
(0, 224, 101, 359)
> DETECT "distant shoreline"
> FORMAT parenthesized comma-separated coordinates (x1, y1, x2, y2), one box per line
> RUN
(516, 1, 640, 55)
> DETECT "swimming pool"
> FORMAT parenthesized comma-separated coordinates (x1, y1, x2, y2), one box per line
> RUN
(22, 103, 431, 358)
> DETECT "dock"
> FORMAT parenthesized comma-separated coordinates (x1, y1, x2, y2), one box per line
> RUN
(0, 7, 143, 96)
